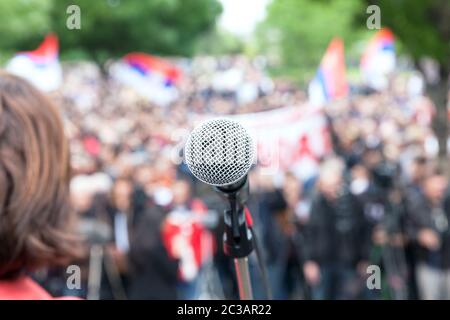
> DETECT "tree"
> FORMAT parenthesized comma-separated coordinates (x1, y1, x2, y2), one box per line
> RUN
(0, 0, 53, 51)
(260, 0, 450, 166)
(370, 0, 450, 164)
(195, 28, 245, 56)
(50, 0, 222, 61)
(0, 0, 222, 61)
(256, 0, 365, 84)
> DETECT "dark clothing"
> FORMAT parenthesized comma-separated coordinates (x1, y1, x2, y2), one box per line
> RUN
(305, 189, 368, 300)
(358, 183, 407, 257)
(127, 206, 178, 299)
(260, 190, 290, 264)
(252, 190, 306, 299)
(310, 264, 358, 300)
(405, 188, 450, 269)
(94, 189, 146, 299)
(87, 188, 178, 299)
(359, 184, 399, 232)
(401, 183, 422, 299)
(306, 190, 367, 267)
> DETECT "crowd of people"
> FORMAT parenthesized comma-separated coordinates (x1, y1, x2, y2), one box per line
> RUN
(31, 55, 450, 300)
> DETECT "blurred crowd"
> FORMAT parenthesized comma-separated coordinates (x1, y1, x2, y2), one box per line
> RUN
(33, 55, 450, 300)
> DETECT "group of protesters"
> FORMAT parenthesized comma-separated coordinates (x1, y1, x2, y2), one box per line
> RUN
(31, 55, 450, 300)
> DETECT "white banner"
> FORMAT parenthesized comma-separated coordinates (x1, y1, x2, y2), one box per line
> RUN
(183, 106, 332, 180)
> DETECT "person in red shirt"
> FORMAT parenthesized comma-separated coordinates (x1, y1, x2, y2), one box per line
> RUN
(0, 72, 81, 300)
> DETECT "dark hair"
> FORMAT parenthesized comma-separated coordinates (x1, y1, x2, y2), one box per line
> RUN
(0, 71, 80, 279)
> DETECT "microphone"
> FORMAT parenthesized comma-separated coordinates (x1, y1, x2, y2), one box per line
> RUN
(184, 118, 255, 299)
(184, 118, 254, 196)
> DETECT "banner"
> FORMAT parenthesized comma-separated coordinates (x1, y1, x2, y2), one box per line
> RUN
(229, 105, 332, 180)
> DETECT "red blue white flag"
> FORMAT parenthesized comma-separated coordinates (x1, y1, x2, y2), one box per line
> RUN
(6, 33, 62, 92)
(360, 28, 396, 90)
(110, 52, 181, 106)
(308, 38, 349, 106)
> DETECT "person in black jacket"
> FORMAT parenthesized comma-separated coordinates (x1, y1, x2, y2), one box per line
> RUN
(400, 155, 428, 300)
(260, 173, 309, 300)
(303, 158, 368, 300)
(91, 176, 178, 299)
(405, 167, 450, 299)
(127, 204, 179, 299)
(360, 162, 410, 299)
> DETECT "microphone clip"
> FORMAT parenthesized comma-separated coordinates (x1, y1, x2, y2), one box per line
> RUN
(214, 176, 253, 258)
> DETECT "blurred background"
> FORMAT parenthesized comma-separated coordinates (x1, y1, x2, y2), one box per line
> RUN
(0, 0, 449, 300)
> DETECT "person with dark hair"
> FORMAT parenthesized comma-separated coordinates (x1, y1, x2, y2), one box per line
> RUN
(0, 72, 81, 299)
(262, 173, 310, 300)
(405, 168, 450, 299)
(126, 194, 179, 300)
(88, 176, 179, 300)
(401, 155, 428, 299)
(303, 158, 368, 300)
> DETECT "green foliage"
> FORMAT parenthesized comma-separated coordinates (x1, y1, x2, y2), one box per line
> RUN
(195, 28, 245, 55)
(0, 0, 222, 60)
(51, 0, 222, 60)
(257, 0, 366, 84)
(0, 0, 53, 50)
(258, 0, 450, 83)
(371, 0, 450, 72)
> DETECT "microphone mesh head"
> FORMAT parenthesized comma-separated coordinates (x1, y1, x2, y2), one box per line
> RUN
(184, 118, 254, 186)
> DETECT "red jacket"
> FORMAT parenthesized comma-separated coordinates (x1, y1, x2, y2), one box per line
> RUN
(0, 276, 79, 300)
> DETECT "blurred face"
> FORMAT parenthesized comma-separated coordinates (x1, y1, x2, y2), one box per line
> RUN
(351, 164, 369, 180)
(319, 174, 342, 201)
(101, 145, 116, 163)
(283, 175, 302, 207)
(363, 149, 383, 170)
(349, 164, 370, 194)
(172, 181, 191, 206)
(113, 179, 133, 211)
(423, 175, 447, 205)
(134, 165, 155, 186)
(71, 191, 93, 213)
(155, 158, 176, 185)
(409, 160, 427, 184)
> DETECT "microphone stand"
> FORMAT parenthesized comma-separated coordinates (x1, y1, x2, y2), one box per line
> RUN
(216, 177, 254, 300)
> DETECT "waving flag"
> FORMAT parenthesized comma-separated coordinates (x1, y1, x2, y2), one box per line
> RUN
(6, 34, 62, 92)
(110, 52, 181, 106)
(360, 28, 396, 90)
(308, 38, 348, 106)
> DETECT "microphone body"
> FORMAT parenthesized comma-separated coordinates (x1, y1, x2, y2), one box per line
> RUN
(184, 119, 255, 299)
(184, 118, 254, 187)
(184, 119, 254, 257)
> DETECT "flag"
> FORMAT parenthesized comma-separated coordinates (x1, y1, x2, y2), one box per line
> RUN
(308, 38, 348, 106)
(360, 28, 396, 90)
(6, 33, 62, 92)
(110, 52, 181, 106)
